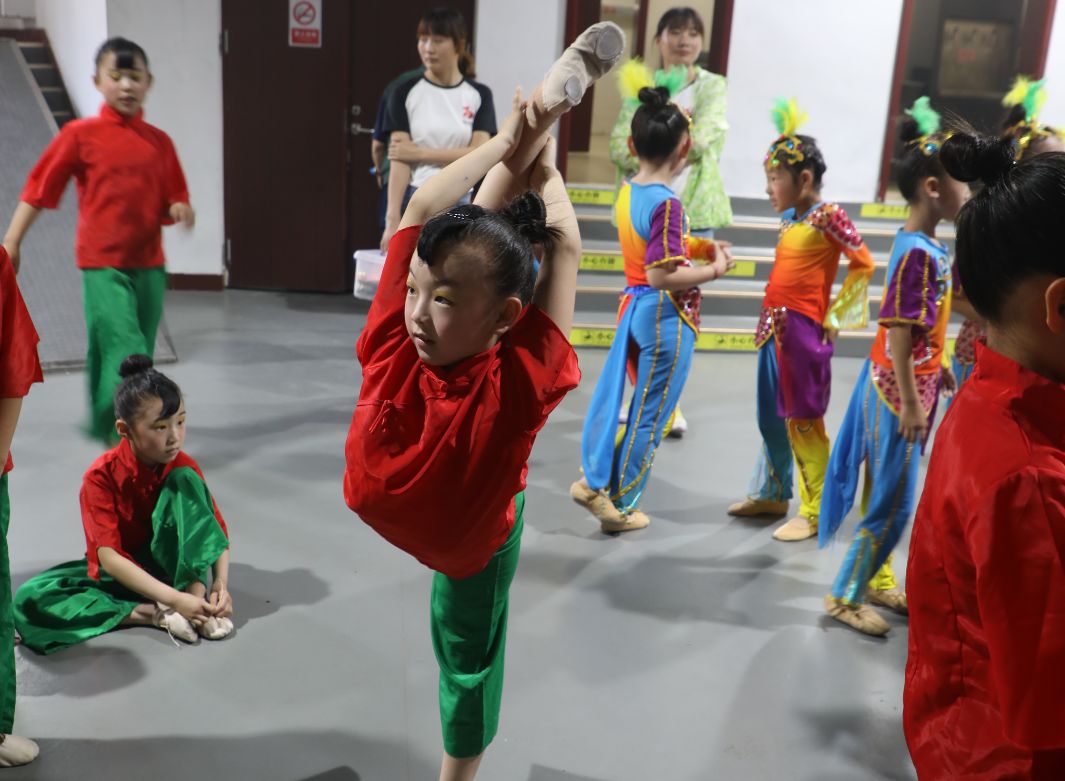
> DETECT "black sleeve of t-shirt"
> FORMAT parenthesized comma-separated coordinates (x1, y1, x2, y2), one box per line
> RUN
(471, 82, 497, 135)
(383, 75, 419, 135)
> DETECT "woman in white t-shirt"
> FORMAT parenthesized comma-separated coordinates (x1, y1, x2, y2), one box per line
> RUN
(379, 8, 497, 250)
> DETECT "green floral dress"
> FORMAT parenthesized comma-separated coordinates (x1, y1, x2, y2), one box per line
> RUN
(609, 66, 732, 232)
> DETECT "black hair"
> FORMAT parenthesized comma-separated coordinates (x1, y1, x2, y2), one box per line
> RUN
(1000, 102, 1061, 161)
(417, 8, 475, 78)
(415, 191, 561, 306)
(767, 133, 827, 189)
(894, 114, 947, 202)
(114, 354, 182, 422)
(655, 6, 705, 38)
(631, 86, 689, 164)
(94, 37, 150, 72)
(940, 129, 1065, 322)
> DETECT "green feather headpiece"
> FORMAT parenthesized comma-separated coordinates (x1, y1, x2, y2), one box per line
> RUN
(765, 97, 808, 168)
(904, 96, 947, 156)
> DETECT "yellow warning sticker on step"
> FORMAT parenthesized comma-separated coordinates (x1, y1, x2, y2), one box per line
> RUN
(579, 256, 756, 277)
(860, 203, 910, 220)
(567, 187, 615, 206)
(695, 331, 757, 352)
(570, 327, 757, 352)
(580, 253, 625, 272)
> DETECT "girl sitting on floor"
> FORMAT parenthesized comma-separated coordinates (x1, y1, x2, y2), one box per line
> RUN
(15, 355, 233, 653)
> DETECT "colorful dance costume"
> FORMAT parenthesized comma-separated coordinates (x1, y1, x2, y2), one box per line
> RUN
(950, 262, 984, 399)
(819, 230, 952, 604)
(0, 247, 43, 732)
(746, 203, 873, 525)
(580, 181, 713, 513)
(19, 104, 190, 444)
(905, 343, 1065, 778)
(344, 226, 579, 758)
(14, 440, 229, 654)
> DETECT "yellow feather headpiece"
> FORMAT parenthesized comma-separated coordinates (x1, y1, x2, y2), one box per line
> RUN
(765, 98, 809, 168)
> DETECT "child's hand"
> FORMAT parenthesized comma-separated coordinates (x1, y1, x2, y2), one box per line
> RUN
(496, 87, 526, 156)
(388, 137, 422, 165)
(172, 592, 212, 626)
(2, 242, 19, 274)
(898, 400, 928, 444)
(208, 581, 234, 618)
(941, 365, 958, 398)
(169, 202, 196, 229)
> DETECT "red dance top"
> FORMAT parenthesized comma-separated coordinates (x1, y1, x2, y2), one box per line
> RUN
(344, 226, 580, 579)
(81, 438, 228, 580)
(0, 247, 43, 474)
(905, 343, 1065, 779)
(20, 104, 189, 269)
(763, 202, 874, 329)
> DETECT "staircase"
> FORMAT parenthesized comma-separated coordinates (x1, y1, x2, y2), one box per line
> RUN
(0, 29, 75, 128)
(567, 184, 957, 359)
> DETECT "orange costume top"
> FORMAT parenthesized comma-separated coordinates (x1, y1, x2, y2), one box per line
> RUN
(760, 201, 875, 333)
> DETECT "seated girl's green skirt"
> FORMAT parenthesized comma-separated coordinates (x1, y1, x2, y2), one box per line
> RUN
(14, 466, 229, 655)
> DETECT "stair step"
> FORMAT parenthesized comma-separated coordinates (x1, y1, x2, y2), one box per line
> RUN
(16, 40, 48, 64)
(27, 62, 59, 87)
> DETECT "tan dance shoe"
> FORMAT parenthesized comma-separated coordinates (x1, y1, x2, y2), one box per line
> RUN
(727, 497, 789, 518)
(0, 734, 39, 767)
(542, 22, 625, 111)
(824, 595, 890, 637)
(601, 508, 650, 534)
(571, 480, 625, 525)
(772, 515, 818, 541)
(867, 587, 908, 615)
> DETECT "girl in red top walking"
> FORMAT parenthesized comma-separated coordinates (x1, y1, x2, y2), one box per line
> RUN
(3, 37, 194, 446)
(344, 22, 623, 781)
(15, 355, 233, 654)
(905, 131, 1065, 778)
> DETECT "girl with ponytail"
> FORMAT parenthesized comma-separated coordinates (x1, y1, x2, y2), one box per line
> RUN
(904, 128, 1065, 778)
(344, 23, 623, 781)
(819, 97, 969, 637)
(572, 85, 734, 533)
(15, 354, 234, 653)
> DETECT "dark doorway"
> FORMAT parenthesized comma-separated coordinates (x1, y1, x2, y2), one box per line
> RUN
(222, 0, 475, 292)
(878, 0, 1057, 199)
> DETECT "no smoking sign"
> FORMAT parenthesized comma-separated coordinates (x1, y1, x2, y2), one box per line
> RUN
(289, 0, 321, 48)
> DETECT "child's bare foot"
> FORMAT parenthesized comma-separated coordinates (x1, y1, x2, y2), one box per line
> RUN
(197, 616, 234, 641)
(0, 734, 39, 767)
(542, 22, 625, 112)
(153, 604, 198, 644)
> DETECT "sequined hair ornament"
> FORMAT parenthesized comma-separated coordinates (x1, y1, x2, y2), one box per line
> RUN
(904, 96, 950, 156)
(1001, 76, 1062, 157)
(765, 98, 809, 168)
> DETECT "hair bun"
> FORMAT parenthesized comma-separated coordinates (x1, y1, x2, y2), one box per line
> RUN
(940, 131, 1015, 187)
(499, 190, 553, 246)
(118, 353, 154, 379)
(637, 86, 670, 110)
(898, 115, 921, 145)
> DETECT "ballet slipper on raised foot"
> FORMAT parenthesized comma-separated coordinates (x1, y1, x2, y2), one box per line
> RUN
(601, 508, 650, 534)
(772, 515, 818, 541)
(542, 22, 625, 111)
(197, 616, 235, 641)
(866, 587, 908, 615)
(0, 734, 39, 767)
(824, 595, 890, 637)
(153, 605, 198, 644)
(727, 497, 789, 518)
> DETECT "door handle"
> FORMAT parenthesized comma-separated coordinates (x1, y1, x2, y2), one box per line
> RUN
(350, 122, 374, 136)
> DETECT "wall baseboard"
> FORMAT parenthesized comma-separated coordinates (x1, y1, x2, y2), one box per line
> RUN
(168, 273, 224, 291)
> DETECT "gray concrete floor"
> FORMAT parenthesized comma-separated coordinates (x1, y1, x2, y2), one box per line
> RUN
(5, 290, 919, 780)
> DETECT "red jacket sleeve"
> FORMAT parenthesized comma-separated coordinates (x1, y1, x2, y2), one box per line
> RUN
(159, 131, 190, 224)
(80, 471, 134, 566)
(969, 467, 1065, 750)
(500, 305, 581, 433)
(20, 124, 81, 209)
(0, 248, 42, 399)
(357, 225, 421, 367)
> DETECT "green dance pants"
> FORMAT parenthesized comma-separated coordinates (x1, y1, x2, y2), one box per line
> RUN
(82, 267, 166, 445)
(14, 467, 229, 655)
(0, 475, 17, 732)
(431, 492, 524, 758)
